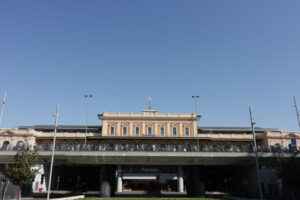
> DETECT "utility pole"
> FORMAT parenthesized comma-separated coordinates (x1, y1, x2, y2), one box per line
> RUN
(192, 96, 200, 152)
(47, 105, 59, 200)
(84, 95, 93, 147)
(249, 107, 263, 200)
(0, 91, 7, 125)
(293, 96, 300, 129)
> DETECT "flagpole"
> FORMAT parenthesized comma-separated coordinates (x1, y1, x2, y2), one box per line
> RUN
(0, 91, 6, 125)
(47, 105, 59, 200)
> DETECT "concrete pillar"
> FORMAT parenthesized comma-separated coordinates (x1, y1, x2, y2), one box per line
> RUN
(100, 165, 113, 197)
(178, 166, 184, 193)
(117, 165, 122, 193)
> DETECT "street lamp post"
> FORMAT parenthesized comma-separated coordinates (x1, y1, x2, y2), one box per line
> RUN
(84, 94, 93, 147)
(249, 107, 263, 200)
(47, 105, 59, 200)
(192, 96, 200, 152)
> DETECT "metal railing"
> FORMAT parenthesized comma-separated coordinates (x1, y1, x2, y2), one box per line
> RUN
(1, 143, 298, 153)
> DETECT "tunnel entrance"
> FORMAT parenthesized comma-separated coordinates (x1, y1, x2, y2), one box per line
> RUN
(50, 165, 101, 192)
(201, 165, 252, 196)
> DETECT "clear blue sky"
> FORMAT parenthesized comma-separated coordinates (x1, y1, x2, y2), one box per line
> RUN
(0, 1, 300, 131)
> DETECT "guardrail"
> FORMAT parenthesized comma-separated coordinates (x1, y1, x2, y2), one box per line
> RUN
(1, 143, 299, 153)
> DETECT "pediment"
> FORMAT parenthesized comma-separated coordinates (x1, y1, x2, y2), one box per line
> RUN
(0, 130, 17, 135)
(283, 133, 300, 138)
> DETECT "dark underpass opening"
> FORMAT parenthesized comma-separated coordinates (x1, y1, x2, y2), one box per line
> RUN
(49, 165, 101, 192)
(200, 165, 253, 196)
(44, 165, 256, 198)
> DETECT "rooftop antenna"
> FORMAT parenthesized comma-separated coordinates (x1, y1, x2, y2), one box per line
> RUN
(148, 95, 151, 110)
(0, 91, 7, 125)
(294, 96, 300, 129)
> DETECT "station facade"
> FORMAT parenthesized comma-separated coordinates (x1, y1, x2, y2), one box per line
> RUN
(1, 110, 300, 198)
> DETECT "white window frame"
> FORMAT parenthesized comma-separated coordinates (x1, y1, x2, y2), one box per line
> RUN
(123, 126, 127, 135)
(185, 127, 189, 136)
(110, 126, 115, 135)
(172, 127, 177, 136)
(148, 126, 152, 135)
(160, 126, 164, 136)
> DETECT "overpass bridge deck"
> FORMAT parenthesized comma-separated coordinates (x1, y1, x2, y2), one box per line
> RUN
(0, 150, 299, 165)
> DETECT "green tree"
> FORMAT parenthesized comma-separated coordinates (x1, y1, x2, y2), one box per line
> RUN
(0, 146, 39, 200)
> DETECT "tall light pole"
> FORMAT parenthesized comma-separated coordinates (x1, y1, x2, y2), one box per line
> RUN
(249, 107, 263, 200)
(47, 105, 59, 200)
(192, 96, 200, 152)
(0, 91, 7, 125)
(84, 94, 93, 146)
(293, 96, 300, 129)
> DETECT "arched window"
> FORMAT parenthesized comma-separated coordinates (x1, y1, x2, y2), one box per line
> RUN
(55, 144, 61, 151)
(16, 141, 24, 149)
(185, 127, 189, 136)
(148, 126, 152, 135)
(110, 126, 115, 135)
(145, 143, 153, 151)
(152, 144, 156, 151)
(237, 145, 243, 152)
(172, 127, 177, 136)
(172, 144, 179, 152)
(121, 143, 128, 151)
(212, 144, 218, 152)
(75, 144, 80, 151)
(224, 144, 231, 152)
(160, 127, 164, 136)
(185, 143, 191, 152)
(103, 143, 108, 151)
(68, 143, 74, 151)
(158, 144, 166, 151)
(134, 144, 140, 151)
(109, 143, 115, 151)
(2, 141, 10, 150)
(95, 144, 100, 151)
(275, 143, 281, 149)
(135, 126, 140, 135)
(122, 126, 127, 135)
(200, 145, 208, 152)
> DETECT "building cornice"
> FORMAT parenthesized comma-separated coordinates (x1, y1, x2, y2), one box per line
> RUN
(98, 112, 201, 121)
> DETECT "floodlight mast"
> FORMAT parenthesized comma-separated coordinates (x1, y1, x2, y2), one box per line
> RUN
(0, 91, 7, 125)
(293, 96, 300, 129)
(192, 95, 200, 152)
(249, 107, 263, 200)
(47, 105, 59, 200)
(84, 94, 93, 147)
